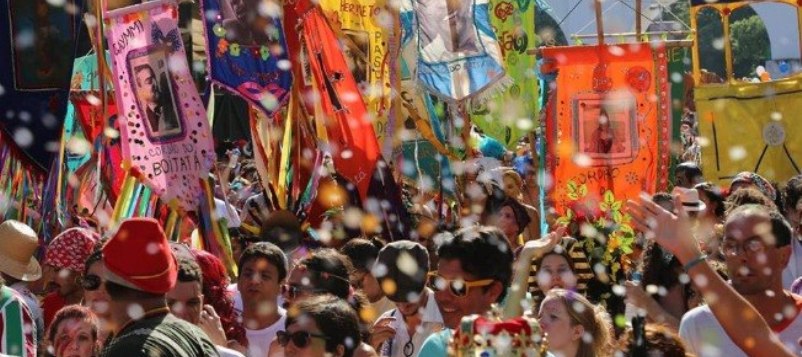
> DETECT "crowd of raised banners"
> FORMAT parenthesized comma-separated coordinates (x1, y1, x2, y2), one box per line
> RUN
(2, 0, 802, 356)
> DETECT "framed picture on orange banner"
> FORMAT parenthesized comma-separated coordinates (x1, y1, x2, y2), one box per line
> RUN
(572, 92, 639, 166)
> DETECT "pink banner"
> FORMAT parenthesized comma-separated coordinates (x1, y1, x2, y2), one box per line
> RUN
(105, 0, 215, 211)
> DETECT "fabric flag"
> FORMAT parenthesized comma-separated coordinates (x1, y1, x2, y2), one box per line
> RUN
(470, 0, 538, 148)
(200, 0, 293, 116)
(542, 44, 671, 214)
(318, 0, 393, 145)
(695, 77, 802, 184)
(71, 92, 125, 202)
(105, 0, 216, 211)
(400, 0, 510, 102)
(0, 0, 86, 170)
(64, 53, 113, 172)
(296, 0, 411, 240)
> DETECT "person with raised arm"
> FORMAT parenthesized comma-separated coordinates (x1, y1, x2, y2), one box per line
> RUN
(627, 194, 795, 357)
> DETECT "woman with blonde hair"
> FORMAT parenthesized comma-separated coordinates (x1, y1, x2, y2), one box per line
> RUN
(538, 289, 613, 357)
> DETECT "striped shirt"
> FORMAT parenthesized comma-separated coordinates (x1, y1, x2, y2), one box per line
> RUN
(0, 286, 36, 357)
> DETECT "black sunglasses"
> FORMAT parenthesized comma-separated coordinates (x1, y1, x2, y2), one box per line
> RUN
(80, 274, 102, 291)
(280, 284, 324, 300)
(276, 330, 329, 348)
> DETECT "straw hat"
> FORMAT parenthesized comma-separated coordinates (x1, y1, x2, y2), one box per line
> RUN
(0, 220, 42, 281)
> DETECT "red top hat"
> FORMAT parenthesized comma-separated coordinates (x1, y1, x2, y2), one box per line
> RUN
(102, 218, 177, 294)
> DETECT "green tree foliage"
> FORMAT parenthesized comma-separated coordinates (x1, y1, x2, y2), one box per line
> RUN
(662, 1, 770, 79)
(730, 15, 771, 78)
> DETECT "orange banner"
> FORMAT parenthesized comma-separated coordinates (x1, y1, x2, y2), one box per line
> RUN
(543, 44, 671, 214)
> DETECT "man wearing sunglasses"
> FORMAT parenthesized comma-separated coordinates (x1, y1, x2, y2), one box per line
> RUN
(419, 226, 514, 356)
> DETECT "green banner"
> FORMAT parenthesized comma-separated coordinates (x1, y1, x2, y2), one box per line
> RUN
(470, 0, 539, 149)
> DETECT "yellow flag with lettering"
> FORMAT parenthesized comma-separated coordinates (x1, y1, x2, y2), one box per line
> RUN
(319, 0, 392, 144)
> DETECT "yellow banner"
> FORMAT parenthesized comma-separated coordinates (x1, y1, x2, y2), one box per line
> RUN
(695, 76, 802, 184)
(319, 0, 392, 144)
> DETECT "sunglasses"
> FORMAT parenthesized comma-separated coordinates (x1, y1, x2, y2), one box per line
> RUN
(276, 330, 329, 348)
(426, 272, 494, 298)
(80, 274, 102, 291)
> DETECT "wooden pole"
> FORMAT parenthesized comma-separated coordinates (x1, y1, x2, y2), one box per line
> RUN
(595, 0, 605, 45)
(635, 0, 642, 40)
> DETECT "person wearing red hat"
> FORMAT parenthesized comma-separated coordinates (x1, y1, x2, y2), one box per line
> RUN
(99, 218, 219, 357)
(42, 227, 99, 328)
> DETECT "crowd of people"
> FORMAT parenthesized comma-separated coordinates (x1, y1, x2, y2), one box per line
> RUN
(2, 145, 802, 357)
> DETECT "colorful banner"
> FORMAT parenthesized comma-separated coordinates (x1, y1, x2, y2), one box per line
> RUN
(297, 0, 380, 200)
(319, 0, 393, 144)
(105, 0, 215, 211)
(695, 78, 802, 184)
(297, 0, 411, 240)
(543, 44, 671, 214)
(470, 0, 538, 149)
(71, 93, 125, 202)
(200, 0, 293, 116)
(64, 53, 113, 173)
(400, 0, 510, 102)
(0, 0, 84, 170)
(8, 0, 75, 90)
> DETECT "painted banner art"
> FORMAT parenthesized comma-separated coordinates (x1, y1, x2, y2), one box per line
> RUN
(695, 79, 802, 184)
(106, 0, 215, 211)
(71, 92, 125, 202)
(297, 0, 411, 240)
(400, 0, 510, 102)
(470, 0, 538, 148)
(200, 0, 293, 116)
(319, 0, 392, 143)
(543, 44, 671, 213)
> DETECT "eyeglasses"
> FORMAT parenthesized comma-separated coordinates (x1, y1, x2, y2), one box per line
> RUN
(276, 330, 329, 348)
(280, 284, 323, 300)
(720, 239, 767, 257)
(426, 272, 494, 298)
(80, 274, 102, 291)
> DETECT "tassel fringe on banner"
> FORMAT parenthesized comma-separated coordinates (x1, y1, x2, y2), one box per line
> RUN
(0, 131, 46, 235)
(466, 75, 515, 108)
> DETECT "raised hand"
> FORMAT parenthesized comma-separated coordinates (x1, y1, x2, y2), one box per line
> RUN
(626, 193, 701, 263)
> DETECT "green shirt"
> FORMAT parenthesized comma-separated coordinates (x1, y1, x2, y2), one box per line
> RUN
(101, 312, 220, 357)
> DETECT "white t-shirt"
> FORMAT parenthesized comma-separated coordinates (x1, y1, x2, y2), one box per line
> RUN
(228, 283, 285, 317)
(377, 289, 444, 357)
(679, 297, 802, 357)
(245, 310, 286, 357)
(216, 345, 245, 357)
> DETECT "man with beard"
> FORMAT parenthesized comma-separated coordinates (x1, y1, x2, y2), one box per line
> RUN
(419, 226, 514, 355)
(369, 241, 443, 357)
(41, 227, 98, 327)
(679, 205, 802, 355)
